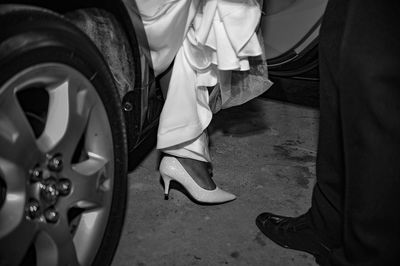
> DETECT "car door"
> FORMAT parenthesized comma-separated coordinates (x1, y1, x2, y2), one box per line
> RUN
(262, 0, 328, 79)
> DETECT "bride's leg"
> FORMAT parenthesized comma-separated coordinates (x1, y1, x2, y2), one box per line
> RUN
(157, 44, 218, 189)
(162, 131, 217, 190)
(156, 31, 234, 202)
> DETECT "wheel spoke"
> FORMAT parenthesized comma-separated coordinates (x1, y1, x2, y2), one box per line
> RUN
(37, 78, 95, 158)
(0, 88, 41, 166)
(0, 219, 38, 265)
(0, 159, 27, 237)
(61, 154, 110, 211)
(35, 216, 79, 266)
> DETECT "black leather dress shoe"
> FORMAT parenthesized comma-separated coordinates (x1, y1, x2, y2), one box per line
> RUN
(256, 212, 331, 265)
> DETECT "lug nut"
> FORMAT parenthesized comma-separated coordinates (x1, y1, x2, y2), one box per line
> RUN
(44, 208, 59, 223)
(25, 199, 41, 220)
(57, 179, 71, 196)
(29, 167, 43, 182)
(40, 178, 59, 204)
(48, 155, 63, 172)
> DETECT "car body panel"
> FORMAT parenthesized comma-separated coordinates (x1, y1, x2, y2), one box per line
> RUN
(262, 0, 327, 79)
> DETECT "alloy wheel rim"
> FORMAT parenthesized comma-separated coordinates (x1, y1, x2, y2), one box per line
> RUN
(0, 63, 115, 265)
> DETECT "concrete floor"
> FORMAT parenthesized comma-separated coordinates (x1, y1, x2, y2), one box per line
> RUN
(112, 98, 319, 266)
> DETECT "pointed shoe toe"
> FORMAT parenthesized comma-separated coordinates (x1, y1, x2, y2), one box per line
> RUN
(195, 187, 236, 204)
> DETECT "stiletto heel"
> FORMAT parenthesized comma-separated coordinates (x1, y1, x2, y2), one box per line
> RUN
(161, 174, 171, 200)
(159, 156, 236, 204)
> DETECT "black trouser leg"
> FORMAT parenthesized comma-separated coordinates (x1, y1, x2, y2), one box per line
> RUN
(312, 0, 400, 265)
(333, 1, 400, 265)
(310, 0, 348, 249)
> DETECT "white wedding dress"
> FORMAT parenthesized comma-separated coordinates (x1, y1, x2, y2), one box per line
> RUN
(137, 0, 272, 161)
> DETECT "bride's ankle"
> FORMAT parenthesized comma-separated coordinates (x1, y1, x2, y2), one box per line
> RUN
(175, 157, 217, 190)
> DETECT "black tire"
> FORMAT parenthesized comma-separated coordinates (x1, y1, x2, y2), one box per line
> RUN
(0, 5, 127, 266)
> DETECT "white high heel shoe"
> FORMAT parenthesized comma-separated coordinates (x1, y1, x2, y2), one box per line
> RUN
(159, 156, 236, 203)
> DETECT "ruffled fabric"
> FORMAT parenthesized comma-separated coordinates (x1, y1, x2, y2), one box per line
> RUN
(183, 0, 271, 111)
(186, 0, 262, 72)
(138, 0, 272, 158)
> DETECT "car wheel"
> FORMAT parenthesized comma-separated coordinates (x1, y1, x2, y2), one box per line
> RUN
(0, 5, 127, 266)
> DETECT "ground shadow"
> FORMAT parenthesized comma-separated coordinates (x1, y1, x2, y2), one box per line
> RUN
(208, 99, 270, 138)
